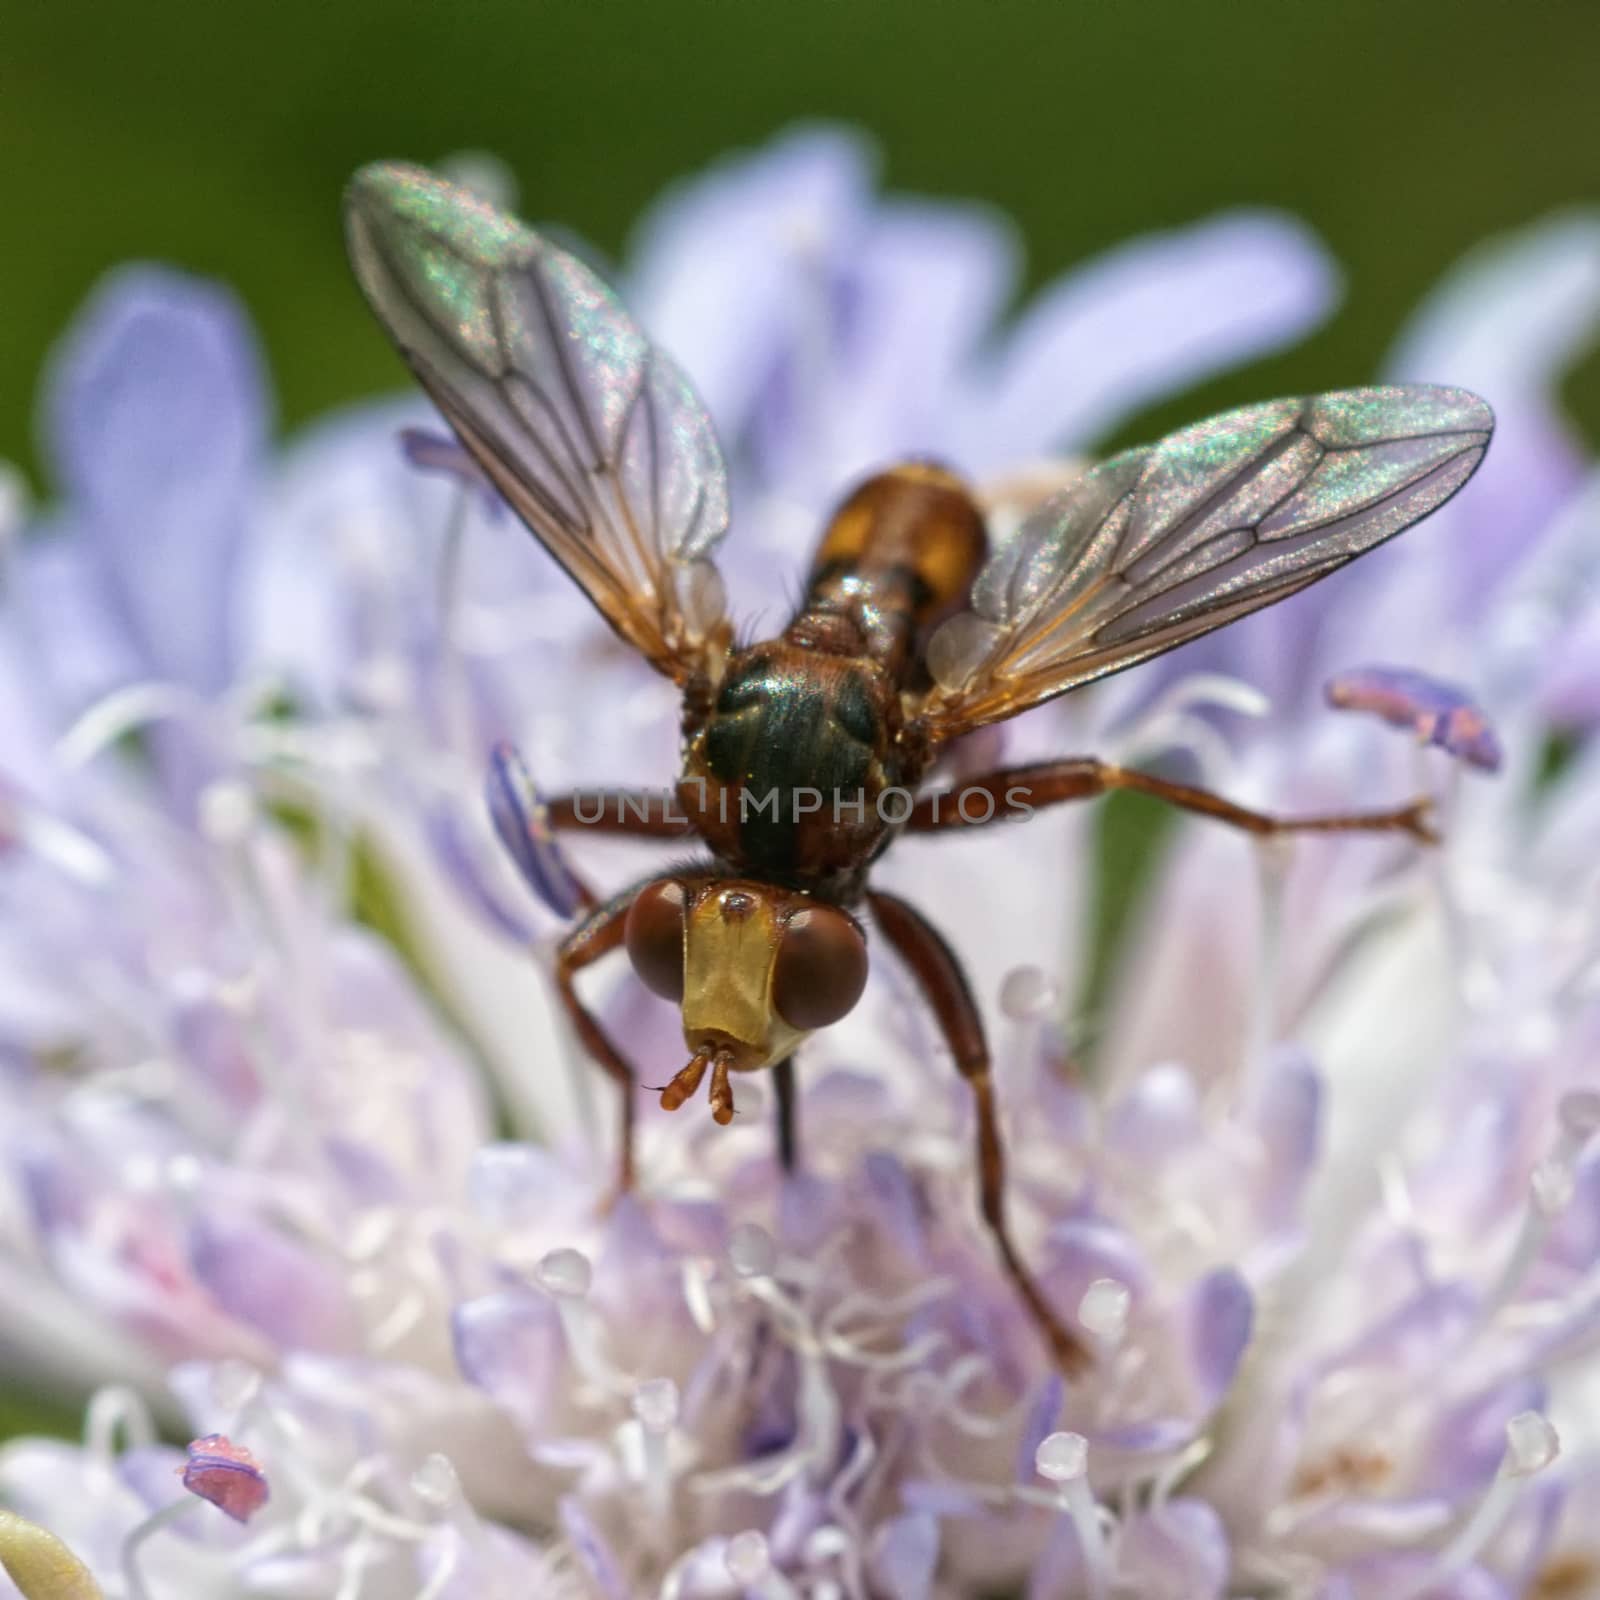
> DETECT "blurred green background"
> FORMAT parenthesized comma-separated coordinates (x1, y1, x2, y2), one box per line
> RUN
(2, 0, 1597, 1437)
(5, 0, 1599, 483)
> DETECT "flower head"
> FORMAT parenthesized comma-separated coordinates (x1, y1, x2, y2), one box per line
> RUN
(0, 127, 1598, 1599)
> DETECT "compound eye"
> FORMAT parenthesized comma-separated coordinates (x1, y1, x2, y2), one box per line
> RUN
(625, 880, 687, 1001)
(772, 905, 868, 1030)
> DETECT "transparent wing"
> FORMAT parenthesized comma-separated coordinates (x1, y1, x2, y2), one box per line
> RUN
(344, 162, 732, 681)
(918, 385, 1493, 736)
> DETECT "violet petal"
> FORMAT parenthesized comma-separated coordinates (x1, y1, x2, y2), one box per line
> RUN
(1186, 1267, 1254, 1410)
(45, 266, 267, 695)
(1117, 1499, 1229, 1600)
(485, 742, 587, 919)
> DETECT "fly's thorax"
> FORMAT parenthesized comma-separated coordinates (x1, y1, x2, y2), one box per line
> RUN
(678, 641, 904, 882)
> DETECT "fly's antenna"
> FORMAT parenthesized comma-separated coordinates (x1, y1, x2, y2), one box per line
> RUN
(660, 1046, 714, 1113)
(708, 1047, 737, 1126)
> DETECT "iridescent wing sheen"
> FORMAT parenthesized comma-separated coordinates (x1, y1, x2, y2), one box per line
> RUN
(344, 162, 732, 681)
(917, 386, 1494, 737)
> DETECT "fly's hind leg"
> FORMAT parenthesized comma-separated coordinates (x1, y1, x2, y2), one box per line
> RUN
(908, 757, 1436, 844)
(867, 888, 1091, 1377)
(555, 889, 641, 1195)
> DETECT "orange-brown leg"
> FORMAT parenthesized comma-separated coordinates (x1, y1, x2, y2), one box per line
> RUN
(907, 757, 1436, 843)
(543, 791, 696, 839)
(555, 888, 641, 1193)
(868, 888, 1090, 1377)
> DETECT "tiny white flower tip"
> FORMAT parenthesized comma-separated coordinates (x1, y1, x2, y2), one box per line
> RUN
(0, 1510, 104, 1600)
(632, 1377, 680, 1434)
(411, 1453, 461, 1507)
(1001, 965, 1058, 1022)
(1035, 1430, 1089, 1483)
(198, 781, 256, 844)
(1531, 1157, 1576, 1218)
(725, 1529, 771, 1583)
(1558, 1089, 1600, 1142)
(536, 1247, 593, 1298)
(1077, 1278, 1131, 1343)
(1504, 1411, 1559, 1478)
(802, 1526, 850, 1562)
(729, 1221, 777, 1279)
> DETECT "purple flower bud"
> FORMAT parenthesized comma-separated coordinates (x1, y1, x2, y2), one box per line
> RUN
(181, 1434, 269, 1523)
(1324, 664, 1503, 771)
(485, 742, 587, 919)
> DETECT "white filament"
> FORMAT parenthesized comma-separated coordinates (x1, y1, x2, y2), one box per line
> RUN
(1485, 1090, 1600, 1319)
(1396, 1412, 1558, 1599)
(1035, 1432, 1111, 1600)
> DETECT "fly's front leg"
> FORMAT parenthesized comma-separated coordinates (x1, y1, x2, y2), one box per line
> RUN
(907, 758, 1436, 844)
(867, 888, 1090, 1377)
(555, 889, 642, 1195)
(544, 792, 696, 840)
(489, 752, 687, 917)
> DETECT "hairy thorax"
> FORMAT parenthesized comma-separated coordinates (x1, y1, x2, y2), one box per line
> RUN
(679, 639, 918, 899)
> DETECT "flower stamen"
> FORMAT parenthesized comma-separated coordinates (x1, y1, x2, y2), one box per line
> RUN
(1035, 1432, 1112, 1600)
(1396, 1411, 1559, 1600)
(1485, 1090, 1600, 1320)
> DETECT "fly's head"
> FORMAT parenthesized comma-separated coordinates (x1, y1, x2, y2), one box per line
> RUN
(624, 876, 868, 1124)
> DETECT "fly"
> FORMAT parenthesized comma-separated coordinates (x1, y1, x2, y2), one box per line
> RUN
(343, 163, 1494, 1373)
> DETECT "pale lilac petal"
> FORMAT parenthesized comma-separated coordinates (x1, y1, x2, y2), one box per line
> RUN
(559, 1499, 630, 1600)
(861, 1151, 929, 1264)
(189, 1216, 358, 1352)
(7, 531, 147, 729)
(1538, 601, 1600, 727)
(765, 198, 1019, 494)
(1187, 1268, 1254, 1409)
(1016, 1374, 1065, 1481)
(425, 804, 539, 943)
(1322, 1284, 1478, 1377)
(397, 427, 504, 518)
(1253, 1051, 1324, 1222)
(628, 124, 874, 432)
(452, 1291, 565, 1433)
(868, 1511, 939, 1600)
(1328, 1554, 1510, 1600)
(966, 211, 1337, 464)
(468, 1144, 584, 1232)
(44, 267, 268, 694)
(1415, 1377, 1547, 1500)
(1385, 215, 1600, 610)
(1105, 1063, 1205, 1160)
(1117, 1499, 1229, 1600)
(1041, 1218, 1151, 1311)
